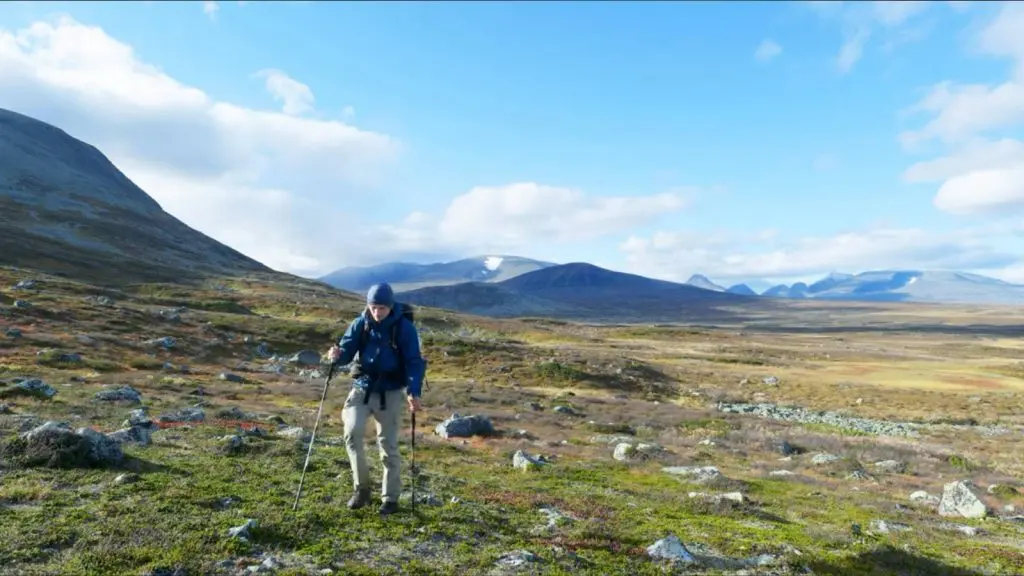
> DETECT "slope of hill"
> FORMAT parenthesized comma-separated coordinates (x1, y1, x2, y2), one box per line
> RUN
(399, 262, 754, 322)
(319, 255, 554, 292)
(0, 108, 270, 284)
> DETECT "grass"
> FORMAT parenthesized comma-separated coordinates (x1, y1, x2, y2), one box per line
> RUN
(1, 264, 1023, 575)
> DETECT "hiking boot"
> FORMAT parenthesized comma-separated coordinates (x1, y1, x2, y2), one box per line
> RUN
(379, 500, 399, 515)
(347, 489, 371, 510)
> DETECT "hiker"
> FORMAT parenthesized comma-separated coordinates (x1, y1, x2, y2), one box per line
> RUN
(326, 282, 426, 515)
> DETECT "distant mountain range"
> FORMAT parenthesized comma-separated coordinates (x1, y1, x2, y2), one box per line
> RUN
(323, 253, 1024, 311)
(690, 270, 1024, 305)
(396, 262, 752, 322)
(319, 255, 555, 293)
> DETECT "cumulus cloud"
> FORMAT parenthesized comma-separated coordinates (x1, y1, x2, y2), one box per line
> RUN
(0, 15, 693, 276)
(754, 39, 782, 62)
(620, 227, 1019, 283)
(899, 4, 1024, 216)
(436, 183, 691, 252)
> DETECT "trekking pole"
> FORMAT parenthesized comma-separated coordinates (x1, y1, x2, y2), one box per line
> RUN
(411, 410, 417, 513)
(292, 361, 338, 512)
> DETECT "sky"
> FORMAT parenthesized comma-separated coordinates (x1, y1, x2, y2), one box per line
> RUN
(1, 1, 1023, 290)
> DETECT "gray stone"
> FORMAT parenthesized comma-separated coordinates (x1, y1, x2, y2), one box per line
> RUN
(435, 413, 494, 438)
(939, 480, 988, 519)
(94, 385, 142, 404)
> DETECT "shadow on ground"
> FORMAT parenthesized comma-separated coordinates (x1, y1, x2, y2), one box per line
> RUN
(806, 545, 986, 576)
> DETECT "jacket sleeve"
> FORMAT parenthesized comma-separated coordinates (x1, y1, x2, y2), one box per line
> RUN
(335, 316, 363, 366)
(398, 318, 427, 397)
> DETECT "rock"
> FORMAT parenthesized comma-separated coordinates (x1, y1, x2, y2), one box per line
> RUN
(13, 421, 124, 467)
(124, 408, 153, 428)
(94, 385, 142, 404)
(219, 373, 244, 383)
(288, 350, 322, 367)
(662, 466, 722, 483)
(552, 405, 580, 416)
(777, 441, 804, 456)
(12, 279, 37, 290)
(114, 473, 140, 484)
(870, 519, 912, 533)
(647, 534, 695, 564)
(769, 470, 795, 477)
(762, 376, 779, 385)
(216, 406, 250, 420)
(4, 378, 57, 399)
(811, 453, 841, 465)
(435, 413, 494, 438)
(512, 450, 547, 471)
(145, 337, 175, 349)
(228, 519, 257, 540)
(873, 459, 905, 473)
(909, 490, 940, 505)
(278, 426, 311, 442)
(688, 491, 745, 504)
(495, 550, 541, 568)
(13, 300, 31, 309)
(939, 480, 988, 518)
(157, 407, 205, 424)
(107, 425, 152, 446)
(613, 442, 663, 462)
(5, 328, 21, 338)
(0, 403, 11, 414)
(717, 401, 921, 437)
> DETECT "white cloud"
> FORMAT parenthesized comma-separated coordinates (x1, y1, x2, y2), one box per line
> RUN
(620, 226, 1018, 283)
(254, 68, 315, 116)
(436, 183, 692, 253)
(203, 1, 219, 21)
(899, 5, 1024, 216)
(0, 15, 400, 275)
(837, 28, 871, 73)
(810, 0, 934, 73)
(754, 39, 782, 62)
(0, 15, 697, 276)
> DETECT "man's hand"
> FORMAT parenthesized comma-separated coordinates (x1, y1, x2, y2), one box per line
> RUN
(407, 395, 421, 413)
(326, 345, 341, 364)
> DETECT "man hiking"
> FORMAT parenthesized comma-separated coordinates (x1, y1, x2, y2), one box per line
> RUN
(326, 282, 426, 515)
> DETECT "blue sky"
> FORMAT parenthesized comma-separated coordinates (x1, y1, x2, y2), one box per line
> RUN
(2, 1, 1023, 288)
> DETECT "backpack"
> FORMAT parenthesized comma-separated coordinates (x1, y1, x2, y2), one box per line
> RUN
(350, 303, 421, 409)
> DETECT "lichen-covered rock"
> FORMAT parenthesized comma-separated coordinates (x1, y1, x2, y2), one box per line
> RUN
(435, 413, 494, 438)
(94, 385, 142, 404)
(939, 480, 988, 518)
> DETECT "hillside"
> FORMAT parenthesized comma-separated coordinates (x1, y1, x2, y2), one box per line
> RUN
(0, 108, 271, 285)
(400, 262, 757, 322)
(2, 264, 1023, 575)
(319, 255, 554, 293)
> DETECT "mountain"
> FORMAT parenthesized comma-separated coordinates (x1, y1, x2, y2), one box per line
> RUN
(398, 262, 755, 322)
(0, 108, 270, 284)
(726, 283, 757, 296)
(685, 274, 725, 292)
(803, 270, 1024, 304)
(319, 255, 554, 293)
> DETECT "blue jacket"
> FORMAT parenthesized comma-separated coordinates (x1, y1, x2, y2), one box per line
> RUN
(334, 305, 426, 397)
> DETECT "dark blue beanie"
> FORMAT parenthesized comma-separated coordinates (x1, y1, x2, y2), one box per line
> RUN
(366, 282, 395, 306)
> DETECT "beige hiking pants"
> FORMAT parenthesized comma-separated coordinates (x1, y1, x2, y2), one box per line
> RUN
(342, 386, 406, 503)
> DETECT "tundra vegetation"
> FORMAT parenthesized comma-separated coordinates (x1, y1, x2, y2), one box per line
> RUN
(1, 266, 1023, 575)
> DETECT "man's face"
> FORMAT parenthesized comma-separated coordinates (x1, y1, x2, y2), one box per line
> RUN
(368, 304, 391, 322)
